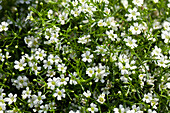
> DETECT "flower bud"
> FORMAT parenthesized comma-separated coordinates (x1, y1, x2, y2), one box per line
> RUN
(15, 45, 18, 48)
(40, 2, 43, 6)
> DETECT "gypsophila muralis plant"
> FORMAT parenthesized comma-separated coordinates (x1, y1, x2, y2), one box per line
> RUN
(0, 0, 170, 112)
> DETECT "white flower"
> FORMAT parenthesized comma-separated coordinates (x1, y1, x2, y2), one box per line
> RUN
(5, 52, 11, 59)
(104, 7, 110, 16)
(143, 93, 152, 103)
(79, 0, 86, 4)
(0, 21, 9, 32)
(78, 35, 91, 44)
(48, 54, 62, 65)
(97, 93, 105, 104)
(59, 74, 69, 86)
(121, 0, 128, 9)
(4, 93, 17, 105)
(22, 87, 32, 99)
(78, 36, 87, 44)
(131, 105, 141, 112)
(95, 64, 105, 76)
(68, 72, 78, 85)
(24, 36, 39, 48)
(14, 57, 27, 71)
(0, 89, 5, 97)
(101, 87, 110, 95)
(94, 64, 108, 83)
(71, 8, 81, 17)
(125, 7, 140, 21)
(47, 77, 60, 90)
(46, 70, 56, 77)
(31, 62, 41, 75)
(81, 51, 93, 63)
(161, 30, 170, 43)
(151, 46, 162, 57)
(162, 21, 170, 31)
(43, 59, 53, 70)
(85, 4, 96, 15)
(153, 0, 159, 3)
(11, 76, 29, 89)
(72, 0, 78, 6)
(148, 109, 157, 113)
(132, 0, 144, 6)
(58, 12, 68, 25)
(139, 74, 146, 80)
(58, 63, 67, 73)
(151, 98, 159, 109)
(157, 56, 169, 68)
(69, 110, 80, 113)
(0, 102, 6, 111)
(98, 19, 106, 27)
(25, 11, 34, 21)
(86, 67, 95, 77)
(124, 36, 138, 49)
(129, 22, 142, 35)
(38, 104, 49, 113)
(53, 88, 65, 100)
(83, 90, 91, 98)
(48, 102, 57, 110)
(88, 103, 98, 113)
(32, 91, 46, 105)
(113, 108, 119, 113)
(118, 54, 129, 63)
(165, 82, 170, 89)
(0, 53, 5, 62)
(35, 48, 47, 61)
(95, 45, 107, 56)
(47, 9, 53, 19)
(106, 30, 118, 41)
(153, 20, 162, 29)
(120, 75, 131, 83)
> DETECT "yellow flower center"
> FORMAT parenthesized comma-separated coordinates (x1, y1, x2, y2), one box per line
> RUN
(58, 91, 62, 95)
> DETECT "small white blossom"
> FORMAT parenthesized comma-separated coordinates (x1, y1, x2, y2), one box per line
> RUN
(97, 93, 105, 104)
(31, 62, 41, 75)
(83, 90, 91, 98)
(143, 93, 152, 103)
(14, 57, 27, 71)
(151, 46, 162, 57)
(161, 30, 170, 43)
(11, 75, 29, 89)
(121, 0, 128, 8)
(69, 72, 78, 85)
(58, 63, 67, 73)
(4, 93, 17, 105)
(35, 48, 47, 61)
(129, 22, 142, 35)
(58, 12, 68, 25)
(88, 103, 98, 113)
(125, 7, 140, 21)
(0, 53, 5, 62)
(81, 51, 93, 63)
(0, 21, 9, 32)
(22, 87, 32, 99)
(98, 19, 106, 27)
(132, 0, 143, 6)
(53, 88, 65, 100)
(47, 77, 60, 90)
(32, 92, 46, 105)
(86, 67, 95, 77)
(124, 36, 138, 49)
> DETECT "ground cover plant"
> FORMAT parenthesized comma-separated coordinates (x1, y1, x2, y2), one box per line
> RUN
(0, 0, 170, 112)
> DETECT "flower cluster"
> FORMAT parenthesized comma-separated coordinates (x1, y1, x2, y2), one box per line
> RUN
(0, 0, 170, 112)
